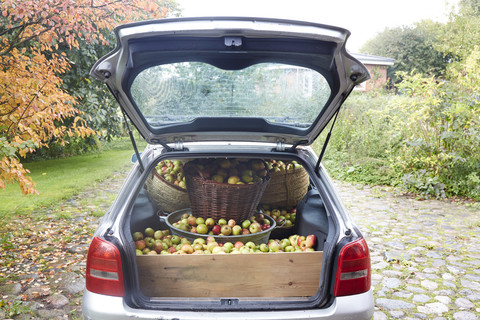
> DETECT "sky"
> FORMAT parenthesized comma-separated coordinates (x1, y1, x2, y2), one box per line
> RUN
(177, 0, 460, 52)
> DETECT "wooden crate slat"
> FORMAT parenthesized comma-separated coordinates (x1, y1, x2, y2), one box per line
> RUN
(137, 251, 323, 297)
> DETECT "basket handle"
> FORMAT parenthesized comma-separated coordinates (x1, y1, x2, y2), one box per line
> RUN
(273, 217, 287, 230)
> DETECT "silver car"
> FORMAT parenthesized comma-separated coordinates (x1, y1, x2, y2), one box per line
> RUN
(83, 17, 373, 320)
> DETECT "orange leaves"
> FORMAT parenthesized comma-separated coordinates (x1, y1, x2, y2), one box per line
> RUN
(1, 0, 172, 194)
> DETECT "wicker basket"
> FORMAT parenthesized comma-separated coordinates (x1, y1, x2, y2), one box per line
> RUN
(145, 169, 190, 213)
(184, 162, 270, 222)
(260, 166, 309, 207)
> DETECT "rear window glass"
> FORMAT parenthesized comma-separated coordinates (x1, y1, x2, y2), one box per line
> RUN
(130, 62, 331, 129)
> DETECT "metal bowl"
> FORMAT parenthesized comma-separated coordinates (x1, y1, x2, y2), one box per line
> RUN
(159, 208, 279, 244)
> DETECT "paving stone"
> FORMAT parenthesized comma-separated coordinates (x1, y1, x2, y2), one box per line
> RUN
(417, 302, 449, 315)
(413, 294, 431, 303)
(376, 298, 415, 310)
(0, 282, 22, 295)
(453, 311, 479, 320)
(373, 311, 388, 320)
(421, 279, 438, 290)
(382, 277, 402, 289)
(455, 297, 475, 309)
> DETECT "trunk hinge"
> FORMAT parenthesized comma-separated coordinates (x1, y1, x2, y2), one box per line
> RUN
(121, 108, 145, 173)
(275, 140, 285, 152)
(174, 140, 185, 151)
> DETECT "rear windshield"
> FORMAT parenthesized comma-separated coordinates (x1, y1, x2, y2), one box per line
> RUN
(130, 62, 331, 129)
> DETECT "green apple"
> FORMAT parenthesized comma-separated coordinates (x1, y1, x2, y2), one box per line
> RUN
(196, 223, 208, 234)
(232, 225, 242, 235)
(241, 219, 251, 229)
(144, 227, 155, 237)
(132, 232, 144, 241)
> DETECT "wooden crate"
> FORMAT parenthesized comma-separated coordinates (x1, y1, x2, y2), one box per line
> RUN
(136, 251, 323, 297)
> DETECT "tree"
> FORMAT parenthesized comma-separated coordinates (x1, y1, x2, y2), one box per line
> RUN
(361, 20, 449, 84)
(0, 0, 173, 194)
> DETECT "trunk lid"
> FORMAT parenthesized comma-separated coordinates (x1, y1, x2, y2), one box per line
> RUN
(91, 17, 369, 147)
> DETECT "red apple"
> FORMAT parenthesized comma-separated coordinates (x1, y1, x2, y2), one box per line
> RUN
(212, 225, 221, 235)
(234, 241, 244, 249)
(297, 235, 306, 247)
(135, 240, 146, 250)
(305, 235, 317, 248)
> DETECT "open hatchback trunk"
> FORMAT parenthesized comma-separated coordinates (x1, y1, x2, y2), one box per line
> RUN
(87, 17, 371, 314)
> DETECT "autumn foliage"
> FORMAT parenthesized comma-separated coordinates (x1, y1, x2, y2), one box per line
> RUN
(0, 0, 171, 194)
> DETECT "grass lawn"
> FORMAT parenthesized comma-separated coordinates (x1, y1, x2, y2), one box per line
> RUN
(0, 149, 134, 216)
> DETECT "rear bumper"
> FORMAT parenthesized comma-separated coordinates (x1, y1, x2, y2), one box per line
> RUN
(82, 289, 374, 320)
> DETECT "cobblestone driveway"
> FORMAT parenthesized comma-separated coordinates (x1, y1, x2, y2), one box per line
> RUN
(1, 171, 479, 319)
(335, 181, 480, 320)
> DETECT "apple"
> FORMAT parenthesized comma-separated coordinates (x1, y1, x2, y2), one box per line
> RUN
(297, 235, 306, 247)
(196, 223, 208, 234)
(234, 241, 244, 249)
(206, 241, 219, 252)
(167, 246, 176, 254)
(220, 225, 232, 236)
(280, 238, 290, 250)
(145, 237, 155, 249)
(147, 250, 157, 255)
(249, 222, 261, 234)
(180, 243, 194, 254)
(218, 218, 227, 226)
(212, 225, 221, 235)
(289, 235, 299, 247)
(268, 241, 280, 252)
(232, 225, 242, 235)
(193, 243, 204, 251)
(154, 240, 165, 253)
(132, 231, 144, 241)
(187, 215, 197, 226)
(241, 220, 251, 229)
(171, 235, 180, 245)
(227, 176, 240, 184)
(154, 230, 164, 240)
(261, 224, 270, 231)
(227, 219, 236, 228)
(259, 243, 269, 252)
(193, 238, 206, 245)
(206, 236, 216, 243)
(245, 241, 256, 250)
(211, 246, 226, 254)
(205, 218, 215, 228)
(136, 249, 143, 255)
(144, 227, 154, 237)
(135, 240, 146, 250)
(195, 217, 205, 225)
(223, 242, 234, 252)
(305, 235, 317, 248)
(242, 228, 250, 235)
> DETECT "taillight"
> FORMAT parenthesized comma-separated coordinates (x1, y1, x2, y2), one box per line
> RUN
(334, 238, 371, 297)
(86, 236, 125, 297)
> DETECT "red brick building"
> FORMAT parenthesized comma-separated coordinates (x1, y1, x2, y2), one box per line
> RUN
(352, 53, 395, 91)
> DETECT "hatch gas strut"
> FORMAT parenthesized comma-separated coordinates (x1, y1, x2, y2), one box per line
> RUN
(314, 108, 340, 175)
(314, 88, 354, 175)
(121, 108, 145, 173)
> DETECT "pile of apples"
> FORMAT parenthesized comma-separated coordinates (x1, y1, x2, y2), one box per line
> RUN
(155, 159, 186, 189)
(187, 158, 268, 185)
(133, 228, 316, 255)
(172, 213, 271, 236)
(261, 205, 296, 227)
(265, 159, 303, 173)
